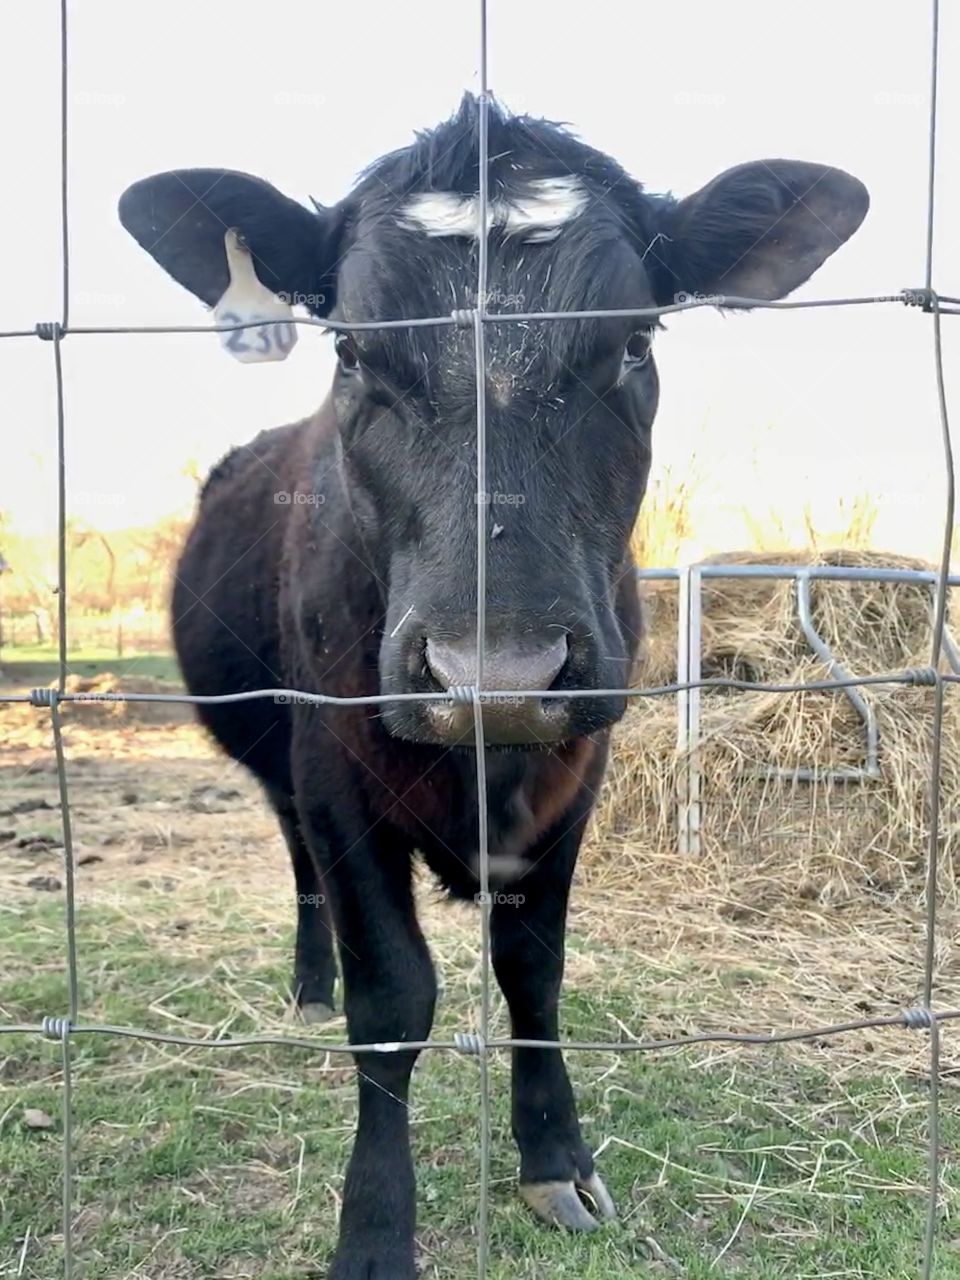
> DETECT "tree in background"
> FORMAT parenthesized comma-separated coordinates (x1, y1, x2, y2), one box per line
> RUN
(0, 511, 190, 656)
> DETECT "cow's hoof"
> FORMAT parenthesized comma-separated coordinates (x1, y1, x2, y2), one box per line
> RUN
(328, 1245, 416, 1279)
(299, 1000, 336, 1025)
(520, 1173, 616, 1230)
(576, 1171, 617, 1220)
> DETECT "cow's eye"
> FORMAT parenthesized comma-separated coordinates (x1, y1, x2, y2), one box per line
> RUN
(624, 329, 652, 367)
(336, 334, 361, 373)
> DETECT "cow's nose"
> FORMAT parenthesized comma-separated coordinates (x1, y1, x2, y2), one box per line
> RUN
(425, 635, 568, 693)
(423, 635, 570, 745)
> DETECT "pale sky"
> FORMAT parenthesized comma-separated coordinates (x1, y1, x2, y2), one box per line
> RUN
(1, 1, 958, 562)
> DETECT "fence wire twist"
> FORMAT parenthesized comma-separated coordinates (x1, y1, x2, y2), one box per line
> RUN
(1, 1, 957, 1277)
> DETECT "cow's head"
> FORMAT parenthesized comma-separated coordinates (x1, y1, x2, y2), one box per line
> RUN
(120, 96, 868, 748)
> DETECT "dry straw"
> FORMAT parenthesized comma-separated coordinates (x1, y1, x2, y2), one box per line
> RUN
(594, 549, 960, 906)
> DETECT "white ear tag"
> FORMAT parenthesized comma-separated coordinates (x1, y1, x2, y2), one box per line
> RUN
(213, 228, 298, 363)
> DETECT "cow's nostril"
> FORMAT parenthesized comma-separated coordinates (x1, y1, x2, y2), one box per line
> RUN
(424, 634, 569, 693)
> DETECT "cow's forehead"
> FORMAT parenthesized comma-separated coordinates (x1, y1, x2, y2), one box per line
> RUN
(339, 168, 656, 317)
(340, 94, 662, 273)
(330, 97, 665, 384)
(396, 176, 590, 245)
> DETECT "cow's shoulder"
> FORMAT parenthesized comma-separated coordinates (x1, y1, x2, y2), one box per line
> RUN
(200, 419, 313, 504)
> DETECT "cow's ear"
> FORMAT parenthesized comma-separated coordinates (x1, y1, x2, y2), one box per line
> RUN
(118, 169, 341, 316)
(652, 160, 868, 305)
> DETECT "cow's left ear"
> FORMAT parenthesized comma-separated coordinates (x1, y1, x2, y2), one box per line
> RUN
(119, 168, 342, 315)
(651, 160, 869, 304)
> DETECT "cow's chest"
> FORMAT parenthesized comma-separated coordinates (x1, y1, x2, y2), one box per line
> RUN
(330, 711, 599, 897)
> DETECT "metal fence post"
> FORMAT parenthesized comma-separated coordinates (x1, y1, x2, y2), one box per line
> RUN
(676, 565, 702, 855)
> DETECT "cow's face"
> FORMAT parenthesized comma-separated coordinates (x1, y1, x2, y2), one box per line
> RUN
(120, 96, 868, 747)
(330, 171, 663, 748)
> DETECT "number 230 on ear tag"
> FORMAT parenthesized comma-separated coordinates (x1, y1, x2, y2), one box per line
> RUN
(213, 228, 298, 363)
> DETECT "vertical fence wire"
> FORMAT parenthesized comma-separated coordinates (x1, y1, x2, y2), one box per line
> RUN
(58, 0, 69, 335)
(472, 4, 493, 1274)
(53, 1015, 74, 1280)
(924, 0, 940, 296)
(53, 327, 68, 698)
(3, 0, 957, 1276)
(920, 2, 951, 1272)
(53, 2, 75, 1274)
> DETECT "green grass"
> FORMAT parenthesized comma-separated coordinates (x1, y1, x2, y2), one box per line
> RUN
(0, 649, 181, 685)
(1, 892, 955, 1279)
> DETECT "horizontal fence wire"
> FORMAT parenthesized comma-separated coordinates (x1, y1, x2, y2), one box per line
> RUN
(3, 287, 960, 344)
(1, 1006, 959, 1054)
(0, 0, 956, 1276)
(0, 664, 956, 707)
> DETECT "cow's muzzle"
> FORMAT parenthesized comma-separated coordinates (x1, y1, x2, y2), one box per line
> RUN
(422, 634, 570, 746)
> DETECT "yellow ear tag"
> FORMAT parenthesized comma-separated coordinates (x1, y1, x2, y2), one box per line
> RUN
(213, 228, 298, 363)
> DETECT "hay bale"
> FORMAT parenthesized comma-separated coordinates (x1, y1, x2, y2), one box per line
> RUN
(592, 549, 960, 910)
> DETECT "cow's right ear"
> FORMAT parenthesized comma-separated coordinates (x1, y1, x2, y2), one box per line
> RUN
(118, 169, 341, 316)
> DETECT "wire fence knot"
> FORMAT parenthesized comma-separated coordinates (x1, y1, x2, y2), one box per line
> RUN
(450, 308, 477, 328)
(35, 321, 64, 341)
(41, 1015, 72, 1041)
(29, 687, 60, 707)
(902, 287, 937, 311)
(448, 685, 476, 705)
(905, 666, 939, 687)
(903, 1006, 935, 1030)
(454, 1031, 486, 1056)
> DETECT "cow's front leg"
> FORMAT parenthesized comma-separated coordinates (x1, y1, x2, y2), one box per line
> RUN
(491, 817, 616, 1231)
(304, 811, 435, 1280)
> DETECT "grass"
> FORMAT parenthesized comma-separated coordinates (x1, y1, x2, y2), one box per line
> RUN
(0, 648, 181, 686)
(2, 887, 956, 1280)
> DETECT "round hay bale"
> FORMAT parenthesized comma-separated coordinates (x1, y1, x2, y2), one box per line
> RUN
(593, 549, 960, 910)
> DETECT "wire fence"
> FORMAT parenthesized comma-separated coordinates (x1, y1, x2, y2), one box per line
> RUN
(0, 1, 957, 1277)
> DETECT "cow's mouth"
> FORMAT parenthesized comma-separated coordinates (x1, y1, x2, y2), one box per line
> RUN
(421, 690, 573, 747)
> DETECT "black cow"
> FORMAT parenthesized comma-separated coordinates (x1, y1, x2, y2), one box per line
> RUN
(119, 95, 867, 1278)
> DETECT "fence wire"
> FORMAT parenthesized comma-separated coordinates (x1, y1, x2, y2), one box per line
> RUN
(0, 0, 957, 1277)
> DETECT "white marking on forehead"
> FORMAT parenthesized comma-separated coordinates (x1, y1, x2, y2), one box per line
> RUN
(398, 176, 588, 244)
